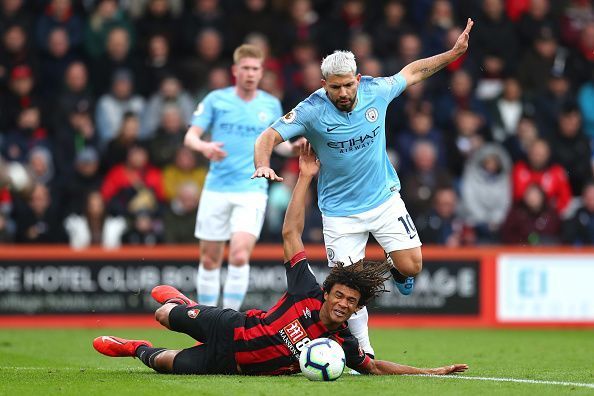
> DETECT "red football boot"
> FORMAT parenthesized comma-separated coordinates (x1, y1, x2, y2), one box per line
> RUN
(151, 285, 198, 306)
(93, 336, 152, 357)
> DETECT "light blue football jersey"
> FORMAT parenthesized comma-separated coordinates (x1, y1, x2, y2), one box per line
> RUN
(192, 87, 282, 193)
(271, 74, 407, 216)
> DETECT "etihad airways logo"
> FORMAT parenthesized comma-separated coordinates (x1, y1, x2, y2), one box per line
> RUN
(327, 126, 380, 153)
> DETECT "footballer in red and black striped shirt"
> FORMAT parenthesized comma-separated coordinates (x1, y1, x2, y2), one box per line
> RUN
(93, 145, 468, 376)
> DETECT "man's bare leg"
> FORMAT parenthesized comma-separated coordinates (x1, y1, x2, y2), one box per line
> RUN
(197, 240, 225, 305)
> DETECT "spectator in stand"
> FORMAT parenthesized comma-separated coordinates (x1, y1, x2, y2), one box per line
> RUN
(95, 69, 145, 149)
(230, 0, 280, 54)
(563, 181, 594, 245)
(163, 182, 201, 244)
(503, 114, 540, 163)
(148, 104, 186, 168)
(0, 0, 33, 34)
(1, 106, 50, 163)
(359, 57, 383, 78)
(63, 190, 126, 249)
(415, 186, 466, 246)
(193, 65, 231, 104)
(162, 146, 206, 202)
(54, 61, 94, 128)
(122, 209, 163, 245)
(11, 182, 67, 243)
(385, 32, 422, 76)
(533, 70, 575, 138)
(434, 69, 486, 130)
(54, 98, 98, 178)
(444, 109, 487, 178)
(84, 0, 134, 59)
(369, 0, 409, 61)
(560, 0, 594, 48)
(401, 140, 453, 217)
(0, 64, 43, 131)
(516, 0, 559, 51)
(578, 67, 594, 141)
(0, 24, 37, 91)
(181, 0, 228, 54)
(178, 28, 226, 94)
(35, 0, 84, 52)
(517, 27, 564, 97)
(101, 112, 141, 171)
(282, 40, 319, 97)
(512, 138, 572, 215)
(141, 76, 194, 139)
(395, 110, 446, 176)
(487, 77, 532, 143)
(134, 0, 180, 55)
(27, 146, 58, 194)
(501, 183, 561, 245)
(549, 102, 593, 196)
(92, 26, 141, 95)
(461, 143, 512, 243)
(386, 80, 432, 136)
(470, 0, 518, 74)
(101, 143, 165, 217)
(422, 0, 456, 57)
(280, 0, 322, 51)
(39, 27, 80, 97)
(141, 34, 176, 96)
(62, 147, 102, 215)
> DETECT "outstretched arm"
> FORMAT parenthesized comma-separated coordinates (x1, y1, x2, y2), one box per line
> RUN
(252, 127, 285, 182)
(399, 18, 474, 87)
(362, 359, 468, 376)
(282, 144, 320, 262)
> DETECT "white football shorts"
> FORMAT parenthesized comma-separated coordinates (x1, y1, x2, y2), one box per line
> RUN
(322, 193, 422, 266)
(194, 190, 268, 241)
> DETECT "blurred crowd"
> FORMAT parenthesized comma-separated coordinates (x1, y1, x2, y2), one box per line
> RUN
(1, 0, 594, 248)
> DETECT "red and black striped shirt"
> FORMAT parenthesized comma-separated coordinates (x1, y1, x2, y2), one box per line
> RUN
(232, 251, 371, 375)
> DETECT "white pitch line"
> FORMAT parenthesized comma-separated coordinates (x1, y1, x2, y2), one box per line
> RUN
(409, 374, 594, 389)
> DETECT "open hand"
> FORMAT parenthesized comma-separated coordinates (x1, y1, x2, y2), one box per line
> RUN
(251, 166, 284, 181)
(452, 18, 474, 56)
(431, 364, 469, 375)
(203, 142, 227, 161)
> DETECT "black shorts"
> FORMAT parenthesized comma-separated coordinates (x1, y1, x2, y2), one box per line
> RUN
(168, 304, 243, 375)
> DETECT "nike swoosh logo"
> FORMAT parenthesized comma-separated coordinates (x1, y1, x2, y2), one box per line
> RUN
(409, 234, 417, 240)
(102, 336, 123, 344)
(326, 126, 339, 132)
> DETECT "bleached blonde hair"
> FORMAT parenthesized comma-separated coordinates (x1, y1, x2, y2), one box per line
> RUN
(320, 50, 357, 79)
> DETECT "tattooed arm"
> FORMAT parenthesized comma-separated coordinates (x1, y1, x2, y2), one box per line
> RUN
(399, 18, 474, 87)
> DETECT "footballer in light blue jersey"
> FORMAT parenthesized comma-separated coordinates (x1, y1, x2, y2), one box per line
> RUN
(185, 44, 287, 314)
(271, 74, 406, 217)
(254, 19, 475, 356)
(192, 87, 282, 194)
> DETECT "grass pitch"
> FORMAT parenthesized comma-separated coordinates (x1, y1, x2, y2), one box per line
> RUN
(0, 327, 592, 396)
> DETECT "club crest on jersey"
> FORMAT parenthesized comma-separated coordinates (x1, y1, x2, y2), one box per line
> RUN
(187, 308, 200, 319)
(258, 111, 269, 122)
(281, 110, 296, 124)
(365, 107, 378, 123)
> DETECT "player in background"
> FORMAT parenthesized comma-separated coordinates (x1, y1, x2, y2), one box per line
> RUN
(252, 19, 475, 356)
(93, 146, 468, 377)
(184, 44, 294, 310)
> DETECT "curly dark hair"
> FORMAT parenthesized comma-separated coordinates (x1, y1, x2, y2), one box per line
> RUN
(322, 259, 393, 307)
